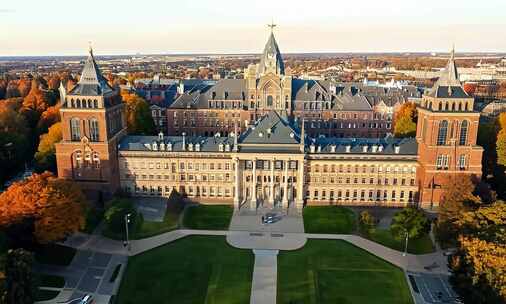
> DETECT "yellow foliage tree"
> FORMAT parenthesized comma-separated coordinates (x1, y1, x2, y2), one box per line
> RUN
(496, 112, 506, 167)
(393, 102, 417, 138)
(35, 122, 62, 172)
(0, 172, 86, 244)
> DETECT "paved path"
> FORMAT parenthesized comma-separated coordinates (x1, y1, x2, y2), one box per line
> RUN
(250, 250, 278, 304)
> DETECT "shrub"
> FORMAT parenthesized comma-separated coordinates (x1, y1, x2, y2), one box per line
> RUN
(359, 210, 376, 233)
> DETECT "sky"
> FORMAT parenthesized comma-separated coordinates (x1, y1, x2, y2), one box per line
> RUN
(1, 0, 506, 56)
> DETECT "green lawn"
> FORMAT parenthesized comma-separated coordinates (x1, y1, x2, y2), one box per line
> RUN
(35, 244, 76, 266)
(183, 205, 233, 230)
(278, 239, 414, 304)
(116, 236, 253, 304)
(363, 229, 435, 254)
(303, 206, 356, 234)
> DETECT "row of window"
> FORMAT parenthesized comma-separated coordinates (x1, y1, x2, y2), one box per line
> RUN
(311, 164, 416, 174)
(309, 189, 415, 202)
(69, 98, 99, 109)
(125, 173, 231, 182)
(70, 118, 99, 141)
(74, 151, 100, 169)
(309, 176, 416, 186)
(436, 154, 467, 170)
(124, 161, 233, 171)
(436, 120, 469, 146)
(127, 185, 232, 197)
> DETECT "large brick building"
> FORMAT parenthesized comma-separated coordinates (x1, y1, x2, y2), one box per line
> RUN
(56, 36, 482, 210)
(165, 29, 420, 139)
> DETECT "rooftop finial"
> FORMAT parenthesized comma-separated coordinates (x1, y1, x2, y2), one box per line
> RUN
(451, 44, 455, 60)
(268, 19, 277, 33)
(88, 41, 93, 56)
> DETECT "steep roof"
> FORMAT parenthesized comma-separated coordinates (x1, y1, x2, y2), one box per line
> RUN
(69, 48, 114, 96)
(240, 111, 300, 145)
(257, 32, 285, 76)
(427, 47, 469, 99)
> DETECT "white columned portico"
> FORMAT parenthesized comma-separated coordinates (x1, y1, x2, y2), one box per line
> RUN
(269, 158, 275, 205)
(234, 157, 240, 209)
(250, 158, 257, 210)
(282, 159, 289, 208)
(296, 158, 304, 209)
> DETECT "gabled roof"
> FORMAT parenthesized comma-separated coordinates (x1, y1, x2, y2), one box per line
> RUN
(427, 47, 469, 99)
(69, 47, 114, 96)
(257, 32, 285, 76)
(240, 111, 300, 145)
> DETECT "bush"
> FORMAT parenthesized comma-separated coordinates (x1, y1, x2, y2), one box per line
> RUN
(359, 210, 376, 233)
(104, 199, 138, 234)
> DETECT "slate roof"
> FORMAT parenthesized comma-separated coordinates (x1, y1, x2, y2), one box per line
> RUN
(119, 135, 235, 153)
(310, 137, 418, 155)
(240, 111, 300, 145)
(68, 48, 114, 96)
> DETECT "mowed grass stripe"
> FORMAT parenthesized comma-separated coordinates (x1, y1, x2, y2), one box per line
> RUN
(278, 239, 414, 304)
(116, 236, 253, 304)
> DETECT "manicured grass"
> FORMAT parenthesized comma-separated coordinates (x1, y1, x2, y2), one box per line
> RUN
(36, 274, 65, 288)
(35, 244, 76, 266)
(364, 229, 435, 254)
(116, 236, 254, 304)
(278, 239, 414, 304)
(303, 206, 356, 234)
(183, 205, 233, 230)
(35, 289, 60, 301)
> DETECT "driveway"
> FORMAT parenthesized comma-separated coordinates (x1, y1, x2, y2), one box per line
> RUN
(34, 250, 128, 304)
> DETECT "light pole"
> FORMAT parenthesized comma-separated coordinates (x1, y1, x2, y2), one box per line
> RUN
(124, 213, 131, 251)
(403, 228, 409, 257)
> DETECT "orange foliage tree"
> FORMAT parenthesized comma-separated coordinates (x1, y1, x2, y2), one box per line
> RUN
(34, 122, 62, 173)
(393, 102, 417, 138)
(0, 172, 86, 244)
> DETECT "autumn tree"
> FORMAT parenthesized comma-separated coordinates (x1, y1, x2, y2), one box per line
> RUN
(449, 202, 506, 303)
(393, 102, 417, 138)
(121, 92, 156, 135)
(437, 175, 481, 245)
(0, 99, 31, 184)
(0, 173, 86, 244)
(34, 122, 62, 173)
(495, 112, 506, 168)
(4, 249, 34, 304)
(36, 105, 60, 135)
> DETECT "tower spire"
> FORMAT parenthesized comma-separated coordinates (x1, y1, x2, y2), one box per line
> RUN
(88, 41, 93, 56)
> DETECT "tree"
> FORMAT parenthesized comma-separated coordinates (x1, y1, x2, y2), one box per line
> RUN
(34, 122, 62, 173)
(104, 198, 141, 235)
(496, 112, 506, 168)
(390, 207, 430, 240)
(4, 248, 34, 304)
(121, 92, 156, 135)
(437, 175, 481, 245)
(0, 172, 86, 244)
(393, 102, 417, 138)
(22, 79, 48, 114)
(36, 105, 60, 135)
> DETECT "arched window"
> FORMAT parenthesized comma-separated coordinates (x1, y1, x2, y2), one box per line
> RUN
(89, 118, 99, 142)
(71, 99, 75, 107)
(93, 100, 98, 108)
(445, 103, 449, 111)
(428, 102, 432, 110)
(76, 99, 81, 108)
(458, 102, 462, 111)
(459, 120, 468, 145)
(87, 99, 92, 108)
(437, 120, 448, 146)
(465, 103, 469, 111)
(70, 118, 81, 141)
(438, 103, 442, 111)
(267, 95, 273, 106)
(451, 103, 456, 111)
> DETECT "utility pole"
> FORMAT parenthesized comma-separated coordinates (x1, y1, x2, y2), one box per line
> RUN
(124, 213, 131, 251)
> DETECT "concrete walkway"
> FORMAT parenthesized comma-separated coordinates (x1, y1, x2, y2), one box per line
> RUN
(250, 250, 278, 304)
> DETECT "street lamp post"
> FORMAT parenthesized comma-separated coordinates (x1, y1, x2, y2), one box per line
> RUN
(124, 213, 131, 251)
(403, 229, 409, 257)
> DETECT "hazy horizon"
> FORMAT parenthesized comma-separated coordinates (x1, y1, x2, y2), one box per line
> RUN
(2, 0, 506, 56)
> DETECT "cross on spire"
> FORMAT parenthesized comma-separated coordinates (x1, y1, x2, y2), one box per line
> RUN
(268, 19, 277, 33)
(88, 41, 93, 56)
